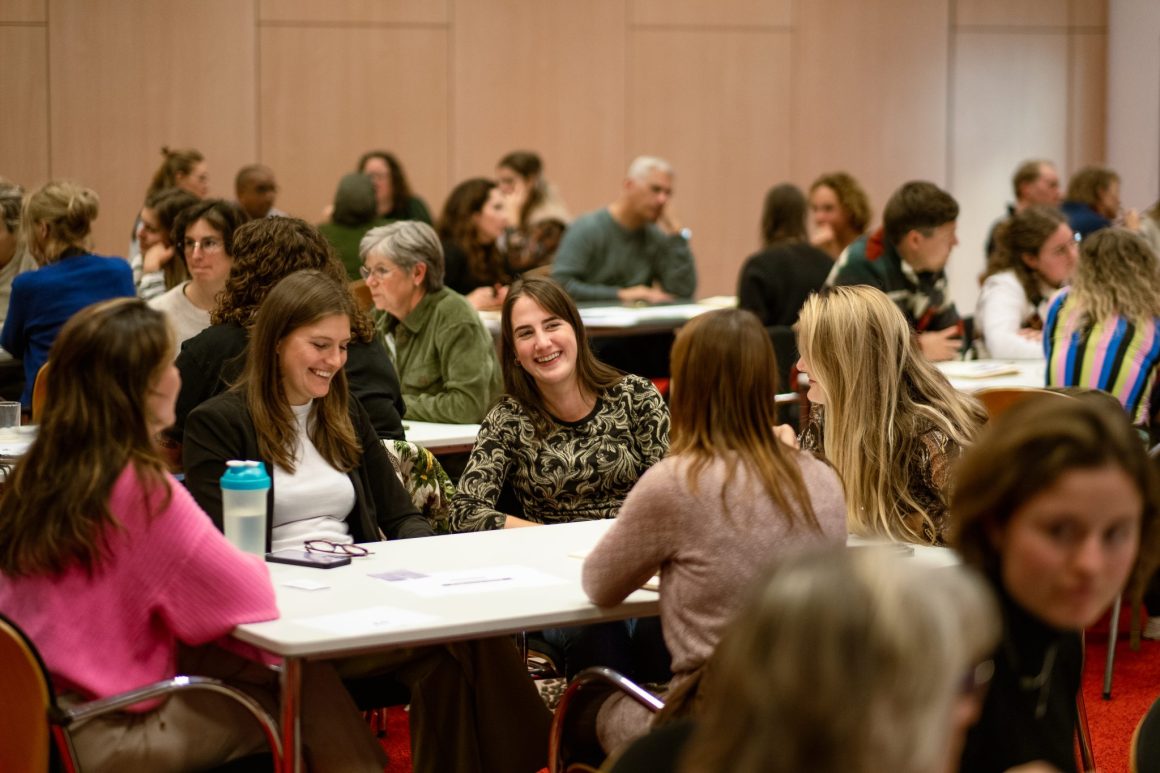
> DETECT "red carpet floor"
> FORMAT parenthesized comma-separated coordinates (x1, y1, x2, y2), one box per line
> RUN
(380, 614, 1160, 772)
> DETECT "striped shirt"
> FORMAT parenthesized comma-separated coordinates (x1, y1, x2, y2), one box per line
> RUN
(1044, 287, 1160, 425)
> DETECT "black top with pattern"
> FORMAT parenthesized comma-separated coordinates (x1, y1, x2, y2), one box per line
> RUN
(449, 375, 670, 531)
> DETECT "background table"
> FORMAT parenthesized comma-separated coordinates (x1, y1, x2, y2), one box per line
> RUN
(935, 359, 1046, 393)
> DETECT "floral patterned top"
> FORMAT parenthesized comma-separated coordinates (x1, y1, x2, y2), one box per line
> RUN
(800, 404, 959, 545)
(450, 375, 670, 531)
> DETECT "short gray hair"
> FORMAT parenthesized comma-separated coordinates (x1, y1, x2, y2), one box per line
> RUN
(360, 220, 445, 292)
(626, 156, 673, 182)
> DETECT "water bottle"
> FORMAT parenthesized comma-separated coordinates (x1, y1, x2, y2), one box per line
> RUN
(220, 460, 270, 556)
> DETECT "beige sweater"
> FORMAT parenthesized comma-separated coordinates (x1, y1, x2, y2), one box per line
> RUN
(581, 450, 847, 752)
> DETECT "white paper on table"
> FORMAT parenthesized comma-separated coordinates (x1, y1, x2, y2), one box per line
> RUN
(295, 605, 437, 635)
(382, 565, 567, 597)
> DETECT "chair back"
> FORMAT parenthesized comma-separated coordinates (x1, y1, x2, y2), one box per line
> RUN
(30, 362, 50, 424)
(385, 440, 455, 534)
(1132, 695, 1160, 773)
(0, 614, 52, 773)
(973, 386, 1072, 420)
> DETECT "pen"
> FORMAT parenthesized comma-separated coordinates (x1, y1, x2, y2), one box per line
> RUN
(441, 577, 512, 587)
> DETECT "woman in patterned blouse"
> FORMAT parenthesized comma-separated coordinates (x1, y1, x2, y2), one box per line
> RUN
(795, 285, 986, 545)
(450, 275, 670, 678)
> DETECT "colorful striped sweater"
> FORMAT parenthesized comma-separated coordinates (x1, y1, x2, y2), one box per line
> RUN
(1043, 287, 1160, 425)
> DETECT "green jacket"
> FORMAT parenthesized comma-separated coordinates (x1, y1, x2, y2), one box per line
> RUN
(380, 287, 501, 424)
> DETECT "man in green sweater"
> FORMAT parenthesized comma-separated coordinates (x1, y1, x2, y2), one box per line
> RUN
(552, 156, 697, 304)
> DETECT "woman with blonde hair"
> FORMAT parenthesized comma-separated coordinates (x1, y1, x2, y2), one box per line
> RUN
(1044, 228, 1160, 427)
(612, 547, 1000, 773)
(582, 308, 847, 756)
(1, 180, 134, 409)
(796, 285, 986, 544)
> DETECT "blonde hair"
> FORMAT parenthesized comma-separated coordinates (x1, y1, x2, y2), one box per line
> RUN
(1067, 228, 1160, 326)
(682, 547, 999, 773)
(797, 286, 986, 542)
(22, 180, 99, 264)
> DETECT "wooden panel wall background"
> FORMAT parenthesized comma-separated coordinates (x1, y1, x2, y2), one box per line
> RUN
(0, 0, 1120, 305)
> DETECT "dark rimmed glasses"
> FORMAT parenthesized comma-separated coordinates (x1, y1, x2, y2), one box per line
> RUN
(304, 540, 372, 557)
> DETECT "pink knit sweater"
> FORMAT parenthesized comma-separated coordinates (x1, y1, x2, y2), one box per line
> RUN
(581, 451, 847, 750)
(0, 466, 278, 702)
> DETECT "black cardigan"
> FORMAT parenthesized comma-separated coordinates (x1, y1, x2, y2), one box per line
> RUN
(172, 322, 406, 442)
(182, 390, 433, 551)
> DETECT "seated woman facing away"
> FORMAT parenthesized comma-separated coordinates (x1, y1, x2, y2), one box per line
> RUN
(148, 198, 248, 347)
(360, 220, 501, 424)
(0, 298, 387, 772)
(610, 547, 1000, 773)
(582, 308, 848, 756)
(795, 285, 987, 545)
(953, 395, 1160, 773)
(737, 182, 835, 383)
(172, 216, 405, 442)
(437, 177, 513, 311)
(1, 180, 135, 410)
(319, 172, 390, 281)
(184, 271, 549, 773)
(976, 205, 1077, 359)
(1044, 227, 1160, 428)
(451, 276, 670, 679)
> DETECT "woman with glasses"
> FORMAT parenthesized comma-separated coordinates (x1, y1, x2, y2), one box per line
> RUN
(1, 180, 135, 409)
(952, 395, 1160, 772)
(359, 220, 500, 424)
(0, 298, 389, 771)
(184, 270, 552, 773)
(183, 270, 429, 551)
(148, 199, 248, 347)
(976, 206, 1077, 359)
(172, 216, 405, 443)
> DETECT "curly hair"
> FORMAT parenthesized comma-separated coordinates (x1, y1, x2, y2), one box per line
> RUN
(210, 216, 373, 342)
(437, 178, 507, 286)
(984, 205, 1069, 305)
(809, 171, 872, 234)
(1068, 228, 1160, 326)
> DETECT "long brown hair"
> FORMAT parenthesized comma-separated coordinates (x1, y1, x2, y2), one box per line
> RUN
(670, 309, 818, 528)
(0, 299, 173, 577)
(437, 178, 507, 285)
(497, 151, 546, 229)
(984, 205, 1068, 305)
(237, 271, 362, 474)
(499, 277, 621, 434)
(147, 146, 204, 198)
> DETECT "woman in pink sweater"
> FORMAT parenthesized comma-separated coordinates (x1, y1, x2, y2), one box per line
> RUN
(582, 308, 848, 755)
(0, 298, 386, 771)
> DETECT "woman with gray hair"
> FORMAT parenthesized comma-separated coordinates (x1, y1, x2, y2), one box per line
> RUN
(360, 220, 500, 424)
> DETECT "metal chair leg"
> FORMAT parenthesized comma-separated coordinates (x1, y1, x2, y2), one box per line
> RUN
(1103, 594, 1122, 700)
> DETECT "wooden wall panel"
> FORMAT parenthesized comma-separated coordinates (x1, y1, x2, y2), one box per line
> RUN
(1068, 32, 1107, 170)
(0, 27, 50, 189)
(629, 0, 791, 28)
(258, 0, 448, 25)
(955, 0, 1069, 27)
(628, 29, 792, 297)
(451, 0, 625, 218)
(0, 0, 45, 23)
(1070, 0, 1108, 27)
(259, 25, 449, 224)
(793, 0, 950, 223)
(949, 32, 1069, 312)
(47, 0, 256, 259)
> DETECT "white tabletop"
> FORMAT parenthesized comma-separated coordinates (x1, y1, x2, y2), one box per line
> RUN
(400, 420, 480, 454)
(935, 358, 1046, 393)
(232, 519, 657, 659)
(478, 296, 736, 336)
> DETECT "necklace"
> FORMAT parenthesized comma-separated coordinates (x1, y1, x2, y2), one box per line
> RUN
(1004, 636, 1059, 720)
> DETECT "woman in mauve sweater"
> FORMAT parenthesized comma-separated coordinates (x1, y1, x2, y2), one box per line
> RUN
(582, 308, 848, 756)
(0, 298, 387, 771)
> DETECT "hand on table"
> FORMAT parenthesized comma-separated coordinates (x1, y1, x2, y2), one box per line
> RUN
(466, 284, 508, 311)
(617, 285, 674, 305)
(918, 326, 962, 362)
(1016, 327, 1043, 341)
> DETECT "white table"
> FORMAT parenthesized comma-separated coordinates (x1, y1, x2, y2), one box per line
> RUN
(401, 420, 480, 455)
(478, 296, 736, 337)
(935, 358, 1046, 393)
(232, 519, 657, 772)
